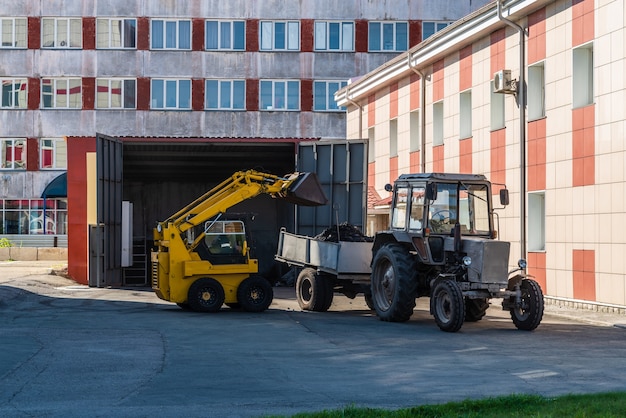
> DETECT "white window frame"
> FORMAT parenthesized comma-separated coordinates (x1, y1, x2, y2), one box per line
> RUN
(433, 101, 444, 146)
(0, 138, 26, 170)
(41, 17, 82, 49)
(573, 43, 593, 108)
(96, 18, 137, 49)
(422, 21, 452, 41)
(368, 127, 375, 163)
(1, 78, 28, 109)
(460, 90, 472, 139)
(390, 119, 398, 158)
(528, 192, 545, 251)
(205, 79, 246, 110)
(1, 17, 27, 48)
(150, 79, 191, 110)
(260, 21, 300, 51)
(314, 21, 354, 51)
(490, 80, 505, 131)
(205, 20, 245, 51)
(313, 80, 347, 112)
(151, 19, 191, 50)
(96, 78, 136, 109)
(39, 138, 67, 170)
(409, 110, 420, 152)
(41, 78, 82, 109)
(368, 21, 408, 52)
(528, 62, 545, 121)
(259, 80, 300, 111)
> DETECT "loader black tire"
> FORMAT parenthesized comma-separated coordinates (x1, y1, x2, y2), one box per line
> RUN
(510, 279, 544, 331)
(237, 276, 273, 313)
(431, 279, 465, 332)
(187, 278, 225, 313)
(296, 268, 333, 312)
(370, 243, 417, 322)
(465, 298, 489, 322)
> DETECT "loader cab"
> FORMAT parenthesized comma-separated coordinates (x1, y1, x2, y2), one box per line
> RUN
(199, 219, 248, 265)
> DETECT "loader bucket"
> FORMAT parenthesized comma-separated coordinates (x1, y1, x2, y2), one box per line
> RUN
(284, 172, 328, 206)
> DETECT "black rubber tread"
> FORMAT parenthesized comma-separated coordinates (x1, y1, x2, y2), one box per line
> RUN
(187, 278, 225, 313)
(296, 268, 332, 312)
(464, 298, 489, 322)
(431, 279, 465, 332)
(237, 276, 273, 313)
(176, 302, 192, 311)
(510, 279, 544, 331)
(370, 243, 418, 322)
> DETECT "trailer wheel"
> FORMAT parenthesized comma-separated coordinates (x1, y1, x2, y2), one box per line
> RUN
(187, 278, 225, 312)
(370, 243, 417, 322)
(510, 279, 544, 331)
(464, 298, 489, 322)
(431, 279, 465, 332)
(296, 268, 333, 312)
(237, 276, 273, 313)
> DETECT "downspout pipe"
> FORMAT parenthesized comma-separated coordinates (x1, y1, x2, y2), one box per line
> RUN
(345, 85, 363, 140)
(497, 0, 527, 266)
(408, 52, 427, 173)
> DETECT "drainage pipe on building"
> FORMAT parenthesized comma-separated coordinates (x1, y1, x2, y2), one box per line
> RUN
(407, 52, 427, 173)
(497, 0, 528, 266)
(345, 85, 363, 140)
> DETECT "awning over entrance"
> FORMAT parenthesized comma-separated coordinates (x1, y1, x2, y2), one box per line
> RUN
(41, 172, 67, 198)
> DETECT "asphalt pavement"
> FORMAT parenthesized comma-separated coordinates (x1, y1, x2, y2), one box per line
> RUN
(1, 261, 625, 418)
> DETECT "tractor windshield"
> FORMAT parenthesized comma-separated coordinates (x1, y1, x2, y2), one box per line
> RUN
(428, 182, 491, 236)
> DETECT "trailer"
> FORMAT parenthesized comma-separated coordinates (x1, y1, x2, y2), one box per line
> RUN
(275, 228, 373, 311)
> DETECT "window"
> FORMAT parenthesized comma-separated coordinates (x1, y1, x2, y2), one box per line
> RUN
(151, 79, 191, 109)
(40, 138, 67, 169)
(205, 20, 245, 50)
(422, 21, 452, 41)
(96, 18, 136, 49)
(409, 186, 425, 230)
(1, 138, 25, 169)
(573, 43, 593, 108)
(96, 78, 136, 109)
(368, 127, 375, 163)
(260, 80, 299, 110)
(368, 21, 407, 51)
(433, 101, 444, 146)
(42, 17, 82, 48)
(260, 21, 299, 51)
(314, 21, 354, 51)
(1, 18, 27, 48)
(391, 186, 408, 229)
(41, 78, 82, 109)
(1, 78, 27, 109)
(205, 79, 245, 110)
(409, 111, 420, 152)
(313, 80, 347, 111)
(460, 91, 472, 139)
(0, 198, 67, 235)
(151, 19, 191, 50)
(528, 192, 545, 251)
(390, 119, 398, 157)
(528, 63, 545, 121)
(490, 80, 505, 130)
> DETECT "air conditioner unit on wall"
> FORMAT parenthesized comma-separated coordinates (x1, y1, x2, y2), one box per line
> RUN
(493, 69, 516, 94)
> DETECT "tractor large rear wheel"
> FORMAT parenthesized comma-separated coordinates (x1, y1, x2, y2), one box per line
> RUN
(370, 244, 417, 322)
(510, 279, 544, 331)
(431, 279, 465, 332)
(296, 268, 333, 312)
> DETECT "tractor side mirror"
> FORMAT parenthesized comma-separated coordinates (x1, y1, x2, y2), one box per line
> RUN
(499, 189, 509, 206)
(425, 183, 438, 201)
(384, 183, 393, 192)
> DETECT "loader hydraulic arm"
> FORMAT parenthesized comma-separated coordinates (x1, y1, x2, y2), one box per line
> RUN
(158, 169, 327, 236)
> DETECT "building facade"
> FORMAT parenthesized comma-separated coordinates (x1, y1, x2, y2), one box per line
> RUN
(0, 0, 491, 282)
(337, 0, 626, 310)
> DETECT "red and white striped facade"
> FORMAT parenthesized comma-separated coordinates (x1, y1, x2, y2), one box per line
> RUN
(337, 0, 626, 309)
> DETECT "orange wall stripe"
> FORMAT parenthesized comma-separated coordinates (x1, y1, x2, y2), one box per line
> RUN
(528, 252, 547, 294)
(389, 156, 398, 184)
(572, 0, 594, 47)
(410, 73, 420, 111)
(573, 249, 596, 301)
(389, 83, 398, 119)
(459, 45, 472, 91)
(433, 145, 444, 172)
(368, 94, 375, 128)
(432, 60, 444, 102)
(528, 8, 547, 63)
(459, 138, 472, 174)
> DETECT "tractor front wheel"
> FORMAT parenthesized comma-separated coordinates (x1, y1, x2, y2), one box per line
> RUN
(510, 279, 544, 331)
(431, 279, 465, 332)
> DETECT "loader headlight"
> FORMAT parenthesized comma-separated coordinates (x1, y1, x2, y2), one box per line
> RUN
(156, 224, 162, 233)
(518, 259, 527, 269)
(462, 256, 472, 267)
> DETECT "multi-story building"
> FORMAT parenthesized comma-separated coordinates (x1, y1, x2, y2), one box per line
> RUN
(336, 0, 626, 311)
(0, 0, 491, 284)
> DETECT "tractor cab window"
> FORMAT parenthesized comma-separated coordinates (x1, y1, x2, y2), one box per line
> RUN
(205, 220, 245, 255)
(428, 182, 491, 236)
(409, 186, 425, 230)
(391, 186, 408, 229)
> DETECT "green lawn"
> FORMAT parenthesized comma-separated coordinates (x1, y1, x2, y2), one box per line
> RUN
(281, 392, 626, 418)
